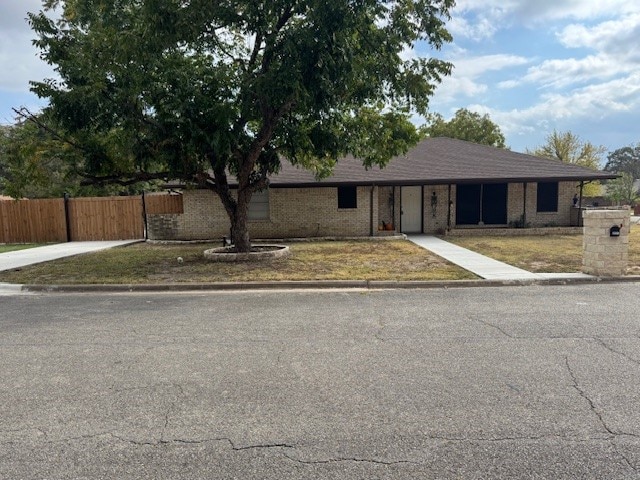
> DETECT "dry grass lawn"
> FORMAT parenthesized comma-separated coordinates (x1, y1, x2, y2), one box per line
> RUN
(0, 244, 43, 254)
(1, 225, 638, 284)
(0, 240, 475, 284)
(447, 224, 640, 274)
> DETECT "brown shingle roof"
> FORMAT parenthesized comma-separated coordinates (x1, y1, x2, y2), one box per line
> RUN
(268, 137, 616, 187)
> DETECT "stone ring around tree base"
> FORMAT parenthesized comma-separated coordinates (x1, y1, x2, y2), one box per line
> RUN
(203, 244, 290, 262)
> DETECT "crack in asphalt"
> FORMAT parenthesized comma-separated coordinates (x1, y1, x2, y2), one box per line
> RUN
(564, 356, 639, 473)
(593, 338, 640, 367)
(282, 452, 416, 466)
(160, 383, 185, 442)
(109, 434, 294, 451)
(613, 444, 639, 474)
(472, 317, 514, 338)
(423, 434, 612, 443)
(564, 357, 614, 437)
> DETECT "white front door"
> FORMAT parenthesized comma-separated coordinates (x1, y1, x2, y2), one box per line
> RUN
(401, 186, 422, 233)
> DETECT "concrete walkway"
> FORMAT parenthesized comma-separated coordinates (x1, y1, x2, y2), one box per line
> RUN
(407, 235, 593, 281)
(0, 241, 141, 272)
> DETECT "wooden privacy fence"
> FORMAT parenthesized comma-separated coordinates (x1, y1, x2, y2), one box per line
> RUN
(0, 198, 67, 243)
(0, 193, 183, 243)
(67, 196, 144, 241)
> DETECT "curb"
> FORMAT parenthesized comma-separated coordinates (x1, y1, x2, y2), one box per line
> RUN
(14, 275, 640, 293)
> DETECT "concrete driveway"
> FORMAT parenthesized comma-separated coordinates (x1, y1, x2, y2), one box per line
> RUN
(1, 285, 639, 478)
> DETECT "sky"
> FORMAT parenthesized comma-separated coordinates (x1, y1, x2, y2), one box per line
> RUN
(1, 0, 639, 157)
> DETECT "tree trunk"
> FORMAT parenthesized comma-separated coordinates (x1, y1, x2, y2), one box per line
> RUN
(232, 214, 251, 252)
(232, 188, 252, 252)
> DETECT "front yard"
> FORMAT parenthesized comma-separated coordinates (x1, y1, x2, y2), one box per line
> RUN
(0, 225, 638, 284)
(0, 240, 475, 284)
(446, 224, 640, 275)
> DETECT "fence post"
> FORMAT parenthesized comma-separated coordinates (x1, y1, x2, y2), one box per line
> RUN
(63, 193, 72, 242)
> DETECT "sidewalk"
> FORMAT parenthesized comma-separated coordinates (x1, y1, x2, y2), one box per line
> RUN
(407, 235, 593, 281)
(0, 241, 142, 272)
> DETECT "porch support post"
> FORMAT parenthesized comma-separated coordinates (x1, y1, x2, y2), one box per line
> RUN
(369, 185, 374, 237)
(420, 185, 425, 233)
(447, 184, 452, 229)
(522, 182, 527, 226)
(392, 187, 396, 229)
(399, 187, 403, 232)
(579, 181, 584, 227)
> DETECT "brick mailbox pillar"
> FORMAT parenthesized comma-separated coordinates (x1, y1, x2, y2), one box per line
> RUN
(582, 208, 630, 276)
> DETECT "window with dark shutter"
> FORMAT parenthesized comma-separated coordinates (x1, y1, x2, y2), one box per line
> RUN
(537, 182, 558, 212)
(337, 186, 357, 209)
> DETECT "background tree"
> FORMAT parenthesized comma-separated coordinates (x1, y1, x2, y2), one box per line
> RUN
(527, 130, 606, 197)
(604, 144, 640, 179)
(422, 108, 506, 148)
(27, 0, 454, 252)
(605, 172, 639, 206)
(0, 116, 154, 198)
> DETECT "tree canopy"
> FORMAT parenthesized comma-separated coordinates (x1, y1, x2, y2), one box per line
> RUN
(527, 130, 606, 197)
(605, 172, 639, 206)
(422, 108, 506, 148)
(604, 144, 640, 179)
(0, 115, 156, 199)
(27, 0, 455, 251)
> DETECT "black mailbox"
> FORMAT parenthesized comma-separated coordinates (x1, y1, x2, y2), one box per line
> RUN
(610, 225, 621, 237)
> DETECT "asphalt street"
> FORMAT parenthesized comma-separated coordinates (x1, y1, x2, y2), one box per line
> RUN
(1, 284, 640, 479)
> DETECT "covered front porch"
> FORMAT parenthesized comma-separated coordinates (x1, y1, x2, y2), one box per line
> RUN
(375, 180, 585, 236)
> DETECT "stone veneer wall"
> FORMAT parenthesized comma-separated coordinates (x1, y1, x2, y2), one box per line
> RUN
(582, 208, 630, 276)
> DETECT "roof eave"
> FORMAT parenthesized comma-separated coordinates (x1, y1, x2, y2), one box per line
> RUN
(267, 174, 619, 188)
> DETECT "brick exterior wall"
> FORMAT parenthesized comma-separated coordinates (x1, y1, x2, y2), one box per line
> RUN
(250, 186, 373, 238)
(423, 185, 452, 233)
(147, 187, 375, 240)
(507, 181, 577, 228)
(146, 181, 582, 240)
(378, 186, 394, 229)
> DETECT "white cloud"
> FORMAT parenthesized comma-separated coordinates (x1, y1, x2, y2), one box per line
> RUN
(471, 72, 640, 139)
(559, 13, 640, 61)
(455, 0, 640, 22)
(434, 54, 530, 101)
(455, 54, 530, 76)
(447, 15, 499, 42)
(510, 55, 632, 89)
(498, 13, 640, 90)
(431, 1, 640, 151)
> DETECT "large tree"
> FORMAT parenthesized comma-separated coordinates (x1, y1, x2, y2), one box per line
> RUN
(27, 0, 454, 251)
(527, 130, 606, 197)
(1, 116, 154, 198)
(423, 108, 506, 148)
(605, 172, 639, 206)
(604, 144, 640, 179)
(0, 119, 75, 199)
